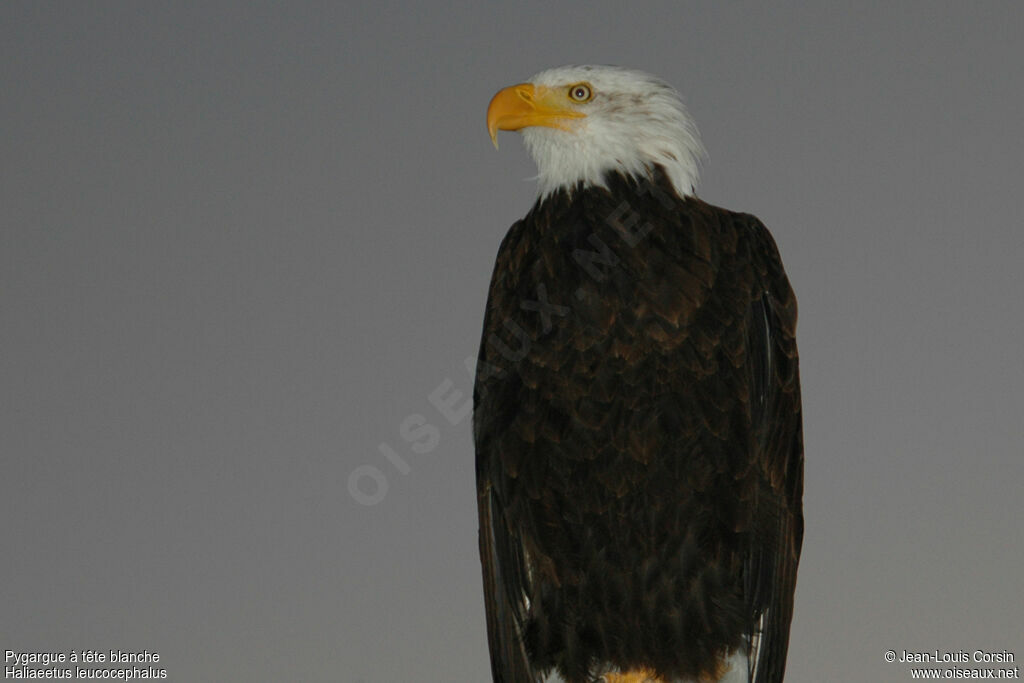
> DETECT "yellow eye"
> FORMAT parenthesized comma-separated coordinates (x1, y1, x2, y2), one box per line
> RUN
(568, 83, 593, 102)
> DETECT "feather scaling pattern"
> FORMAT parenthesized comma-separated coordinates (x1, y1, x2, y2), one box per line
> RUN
(474, 169, 802, 683)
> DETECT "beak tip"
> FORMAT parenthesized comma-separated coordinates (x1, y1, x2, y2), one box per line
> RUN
(487, 82, 534, 152)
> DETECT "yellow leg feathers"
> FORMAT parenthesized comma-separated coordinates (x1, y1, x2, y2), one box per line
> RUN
(602, 672, 663, 683)
(600, 657, 732, 683)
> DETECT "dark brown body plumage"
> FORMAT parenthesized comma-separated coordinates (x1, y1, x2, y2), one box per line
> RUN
(474, 169, 803, 683)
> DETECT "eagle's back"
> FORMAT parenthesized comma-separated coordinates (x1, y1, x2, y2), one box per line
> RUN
(475, 170, 802, 683)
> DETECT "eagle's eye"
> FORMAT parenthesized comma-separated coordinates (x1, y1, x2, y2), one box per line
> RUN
(568, 83, 593, 103)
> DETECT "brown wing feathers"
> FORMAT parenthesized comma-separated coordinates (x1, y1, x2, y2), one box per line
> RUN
(474, 170, 802, 682)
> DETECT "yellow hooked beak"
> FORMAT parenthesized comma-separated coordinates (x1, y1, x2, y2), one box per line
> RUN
(486, 83, 586, 149)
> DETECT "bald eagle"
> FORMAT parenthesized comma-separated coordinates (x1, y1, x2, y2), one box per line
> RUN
(474, 66, 803, 683)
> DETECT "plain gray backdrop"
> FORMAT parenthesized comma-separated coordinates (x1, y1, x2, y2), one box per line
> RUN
(2, 2, 1022, 682)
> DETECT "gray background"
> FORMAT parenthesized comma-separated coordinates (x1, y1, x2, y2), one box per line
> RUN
(2, 2, 1022, 682)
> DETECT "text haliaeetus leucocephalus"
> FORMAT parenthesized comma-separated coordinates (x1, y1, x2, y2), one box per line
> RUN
(473, 65, 803, 683)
